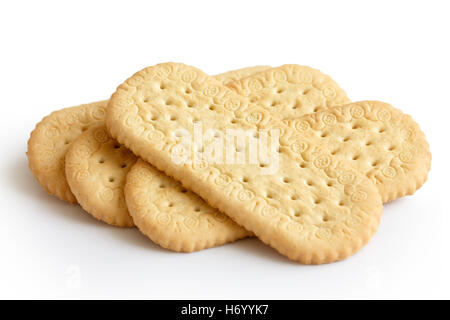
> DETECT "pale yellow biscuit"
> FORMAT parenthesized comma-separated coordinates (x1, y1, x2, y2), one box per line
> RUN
(121, 64, 352, 252)
(126, 159, 252, 251)
(215, 65, 271, 85)
(227, 64, 350, 119)
(27, 101, 108, 203)
(65, 125, 137, 227)
(107, 62, 383, 264)
(228, 68, 430, 201)
(124, 100, 430, 252)
(282, 101, 431, 202)
(26, 67, 268, 204)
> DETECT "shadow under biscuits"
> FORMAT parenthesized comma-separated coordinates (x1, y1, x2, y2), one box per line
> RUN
(230, 238, 301, 265)
(109, 226, 173, 253)
(383, 197, 409, 211)
(9, 155, 176, 253)
(11, 155, 328, 262)
(8, 155, 111, 227)
(9, 155, 61, 202)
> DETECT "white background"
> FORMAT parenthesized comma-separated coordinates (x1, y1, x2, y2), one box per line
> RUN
(0, 0, 448, 299)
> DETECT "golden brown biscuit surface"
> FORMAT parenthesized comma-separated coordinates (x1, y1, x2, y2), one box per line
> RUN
(228, 64, 350, 119)
(65, 125, 137, 227)
(27, 101, 108, 203)
(124, 100, 430, 252)
(26, 66, 269, 204)
(126, 159, 252, 251)
(282, 101, 431, 202)
(215, 65, 271, 85)
(107, 62, 383, 264)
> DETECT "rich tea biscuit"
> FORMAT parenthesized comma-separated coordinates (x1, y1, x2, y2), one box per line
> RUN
(124, 100, 430, 252)
(26, 66, 269, 204)
(281, 101, 431, 202)
(107, 62, 383, 264)
(227, 64, 350, 119)
(59, 69, 269, 229)
(227, 68, 430, 201)
(27, 101, 108, 203)
(215, 65, 271, 85)
(65, 125, 137, 227)
(126, 159, 252, 251)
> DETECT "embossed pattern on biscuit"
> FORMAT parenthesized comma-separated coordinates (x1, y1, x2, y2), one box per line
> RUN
(107, 62, 383, 264)
(27, 101, 108, 203)
(227, 64, 350, 119)
(215, 65, 271, 85)
(125, 101, 430, 252)
(281, 101, 431, 203)
(25, 67, 272, 205)
(126, 159, 252, 252)
(65, 125, 137, 227)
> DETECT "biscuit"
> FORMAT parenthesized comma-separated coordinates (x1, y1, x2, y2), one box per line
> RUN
(215, 65, 271, 85)
(281, 101, 431, 202)
(227, 68, 430, 201)
(65, 125, 137, 227)
(227, 64, 350, 119)
(124, 100, 430, 252)
(26, 66, 269, 204)
(126, 159, 252, 251)
(27, 101, 108, 203)
(107, 62, 383, 264)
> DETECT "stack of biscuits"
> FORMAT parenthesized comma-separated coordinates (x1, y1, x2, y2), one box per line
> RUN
(27, 63, 431, 264)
